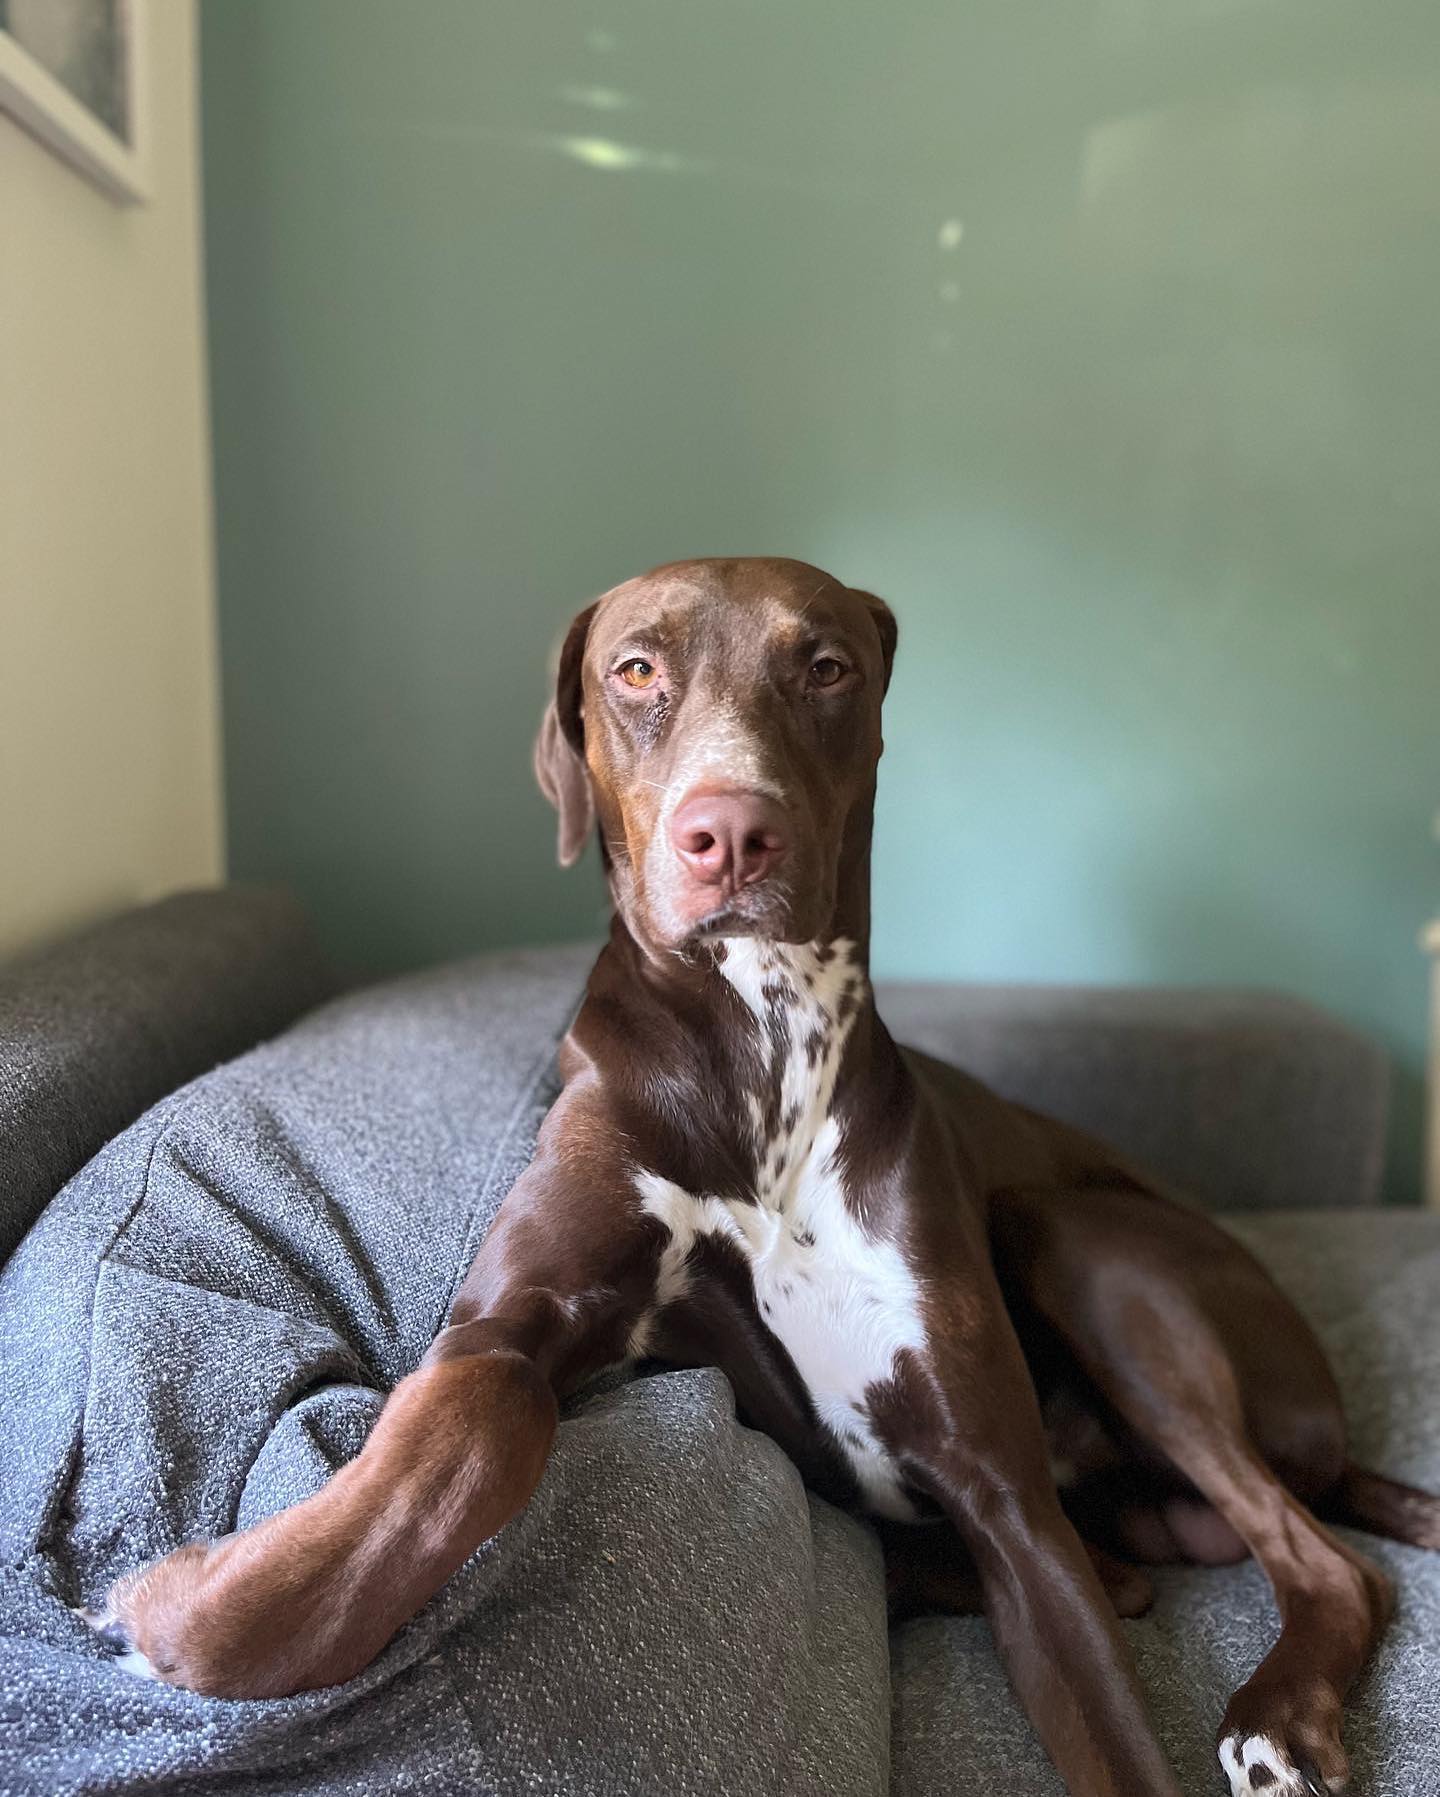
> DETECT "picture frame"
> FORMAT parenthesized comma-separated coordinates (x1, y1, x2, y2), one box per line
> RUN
(0, 0, 148, 204)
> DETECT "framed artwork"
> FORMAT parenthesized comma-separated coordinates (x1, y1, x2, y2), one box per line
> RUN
(0, 0, 147, 202)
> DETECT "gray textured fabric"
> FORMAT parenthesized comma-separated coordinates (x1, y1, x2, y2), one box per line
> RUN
(0, 944, 888, 1797)
(0, 933, 1425, 1795)
(876, 980, 1389, 1210)
(891, 1209, 1440, 1797)
(0, 887, 336, 1266)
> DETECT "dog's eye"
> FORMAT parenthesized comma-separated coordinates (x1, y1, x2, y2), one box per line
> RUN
(617, 658, 658, 689)
(809, 657, 847, 689)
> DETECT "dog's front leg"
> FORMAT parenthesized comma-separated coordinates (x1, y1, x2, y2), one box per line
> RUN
(92, 1103, 660, 1698)
(897, 1297, 1183, 1797)
(94, 1323, 561, 1697)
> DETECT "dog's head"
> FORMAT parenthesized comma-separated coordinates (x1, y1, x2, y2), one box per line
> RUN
(535, 557, 896, 955)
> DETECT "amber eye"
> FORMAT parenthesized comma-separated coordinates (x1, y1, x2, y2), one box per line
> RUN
(617, 658, 658, 689)
(809, 656, 847, 688)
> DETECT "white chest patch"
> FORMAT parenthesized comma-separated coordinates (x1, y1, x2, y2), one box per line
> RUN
(632, 938, 926, 1521)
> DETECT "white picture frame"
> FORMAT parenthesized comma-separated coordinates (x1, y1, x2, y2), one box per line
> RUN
(0, 0, 148, 204)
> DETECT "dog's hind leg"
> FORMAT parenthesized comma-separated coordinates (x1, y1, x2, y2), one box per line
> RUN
(994, 1182, 1395, 1797)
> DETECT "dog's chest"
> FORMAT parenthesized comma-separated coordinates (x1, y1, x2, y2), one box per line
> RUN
(633, 940, 926, 1520)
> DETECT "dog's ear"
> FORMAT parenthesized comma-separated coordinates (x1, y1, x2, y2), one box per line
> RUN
(850, 590, 898, 692)
(534, 602, 598, 867)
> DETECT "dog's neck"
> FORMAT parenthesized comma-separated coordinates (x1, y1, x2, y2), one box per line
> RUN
(582, 804, 912, 1204)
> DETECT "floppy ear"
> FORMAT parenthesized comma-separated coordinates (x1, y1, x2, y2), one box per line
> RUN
(533, 602, 598, 867)
(850, 589, 898, 692)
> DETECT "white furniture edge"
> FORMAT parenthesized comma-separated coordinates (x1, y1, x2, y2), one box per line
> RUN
(0, 0, 149, 204)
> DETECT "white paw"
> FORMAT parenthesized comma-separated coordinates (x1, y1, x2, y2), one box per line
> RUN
(75, 1603, 158, 1679)
(1220, 1732, 1327, 1795)
(114, 1646, 162, 1680)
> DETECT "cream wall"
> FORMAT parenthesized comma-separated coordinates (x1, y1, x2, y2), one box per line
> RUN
(0, 0, 222, 960)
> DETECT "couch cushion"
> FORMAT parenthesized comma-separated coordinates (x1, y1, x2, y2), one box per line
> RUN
(889, 1210, 1440, 1797)
(0, 945, 889, 1797)
(876, 981, 1389, 1210)
(0, 887, 337, 1267)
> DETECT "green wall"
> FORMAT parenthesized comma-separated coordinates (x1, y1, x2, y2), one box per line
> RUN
(202, 1, 1440, 1201)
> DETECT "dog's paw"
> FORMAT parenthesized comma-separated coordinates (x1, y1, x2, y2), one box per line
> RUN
(76, 1515, 393, 1698)
(75, 1541, 245, 1694)
(74, 1603, 164, 1682)
(1219, 1732, 1341, 1796)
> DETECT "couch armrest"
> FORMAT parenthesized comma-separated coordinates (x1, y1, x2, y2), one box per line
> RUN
(874, 982, 1388, 1211)
(0, 886, 336, 1263)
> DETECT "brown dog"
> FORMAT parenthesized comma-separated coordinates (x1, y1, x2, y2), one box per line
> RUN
(91, 559, 1438, 1796)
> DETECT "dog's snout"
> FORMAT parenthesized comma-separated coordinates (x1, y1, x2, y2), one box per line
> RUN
(670, 790, 789, 892)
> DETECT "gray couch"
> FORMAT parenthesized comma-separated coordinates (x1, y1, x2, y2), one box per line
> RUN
(1, 888, 1436, 1797)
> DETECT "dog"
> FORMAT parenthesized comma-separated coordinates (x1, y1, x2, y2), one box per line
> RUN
(89, 558, 1439, 1796)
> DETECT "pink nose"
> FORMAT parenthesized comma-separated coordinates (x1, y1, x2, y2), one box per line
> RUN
(669, 790, 789, 891)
